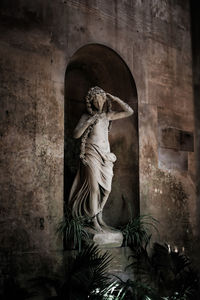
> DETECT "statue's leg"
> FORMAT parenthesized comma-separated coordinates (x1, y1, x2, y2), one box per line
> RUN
(89, 174, 103, 232)
(100, 191, 110, 211)
(97, 191, 113, 229)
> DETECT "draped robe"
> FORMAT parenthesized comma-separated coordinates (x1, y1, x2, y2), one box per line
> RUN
(69, 116, 116, 218)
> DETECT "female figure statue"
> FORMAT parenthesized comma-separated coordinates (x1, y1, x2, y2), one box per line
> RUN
(69, 86, 133, 232)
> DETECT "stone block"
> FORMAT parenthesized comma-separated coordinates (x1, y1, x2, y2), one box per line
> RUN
(93, 231, 123, 248)
(180, 130, 194, 152)
(158, 127, 194, 152)
(158, 147, 188, 171)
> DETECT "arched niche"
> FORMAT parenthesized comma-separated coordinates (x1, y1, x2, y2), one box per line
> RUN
(64, 44, 139, 226)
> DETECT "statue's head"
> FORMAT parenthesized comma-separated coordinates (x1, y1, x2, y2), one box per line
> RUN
(86, 86, 108, 114)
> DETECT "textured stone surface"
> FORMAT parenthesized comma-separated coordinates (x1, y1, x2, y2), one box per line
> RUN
(158, 148, 188, 171)
(0, 0, 198, 285)
(190, 1, 200, 269)
(158, 127, 194, 152)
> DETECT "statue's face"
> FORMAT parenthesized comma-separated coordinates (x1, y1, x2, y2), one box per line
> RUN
(93, 93, 106, 112)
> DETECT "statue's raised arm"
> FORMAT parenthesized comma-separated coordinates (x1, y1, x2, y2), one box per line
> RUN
(106, 93, 134, 120)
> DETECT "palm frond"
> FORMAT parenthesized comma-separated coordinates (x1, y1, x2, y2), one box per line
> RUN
(56, 209, 91, 252)
(61, 244, 112, 299)
(120, 215, 158, 251)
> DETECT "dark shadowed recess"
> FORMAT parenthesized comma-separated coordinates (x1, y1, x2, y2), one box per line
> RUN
(64, 44, 139, 227)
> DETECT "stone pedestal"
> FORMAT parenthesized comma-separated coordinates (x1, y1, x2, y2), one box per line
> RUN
(93, 231, 123, 248)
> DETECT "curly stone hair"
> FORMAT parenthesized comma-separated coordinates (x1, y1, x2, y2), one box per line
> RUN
(85, 86, 112, 115)
(80, 87, 112, 165)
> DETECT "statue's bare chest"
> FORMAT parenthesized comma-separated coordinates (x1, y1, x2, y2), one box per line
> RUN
(94, 114, 109, 131)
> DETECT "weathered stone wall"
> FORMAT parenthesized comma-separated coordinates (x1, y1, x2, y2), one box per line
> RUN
(0, 0, 197, 282)
(0, 0, 65, 283)
(190, 0, 200, 266)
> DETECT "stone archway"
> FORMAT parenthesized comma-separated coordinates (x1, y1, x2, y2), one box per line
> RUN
(64, 44, 139, 227)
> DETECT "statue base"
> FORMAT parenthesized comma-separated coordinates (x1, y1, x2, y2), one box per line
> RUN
(92, 230, 123, 248)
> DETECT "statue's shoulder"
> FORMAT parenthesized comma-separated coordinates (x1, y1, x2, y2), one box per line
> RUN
(82, 113, 90, 117)
(80, 113, 90, 120)
(77, 113, 91, 125)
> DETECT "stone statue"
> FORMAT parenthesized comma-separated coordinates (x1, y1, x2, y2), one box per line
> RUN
(68, 86, 134, 237)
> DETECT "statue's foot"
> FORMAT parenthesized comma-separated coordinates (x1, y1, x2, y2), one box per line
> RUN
(97, 212, 116, 232)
